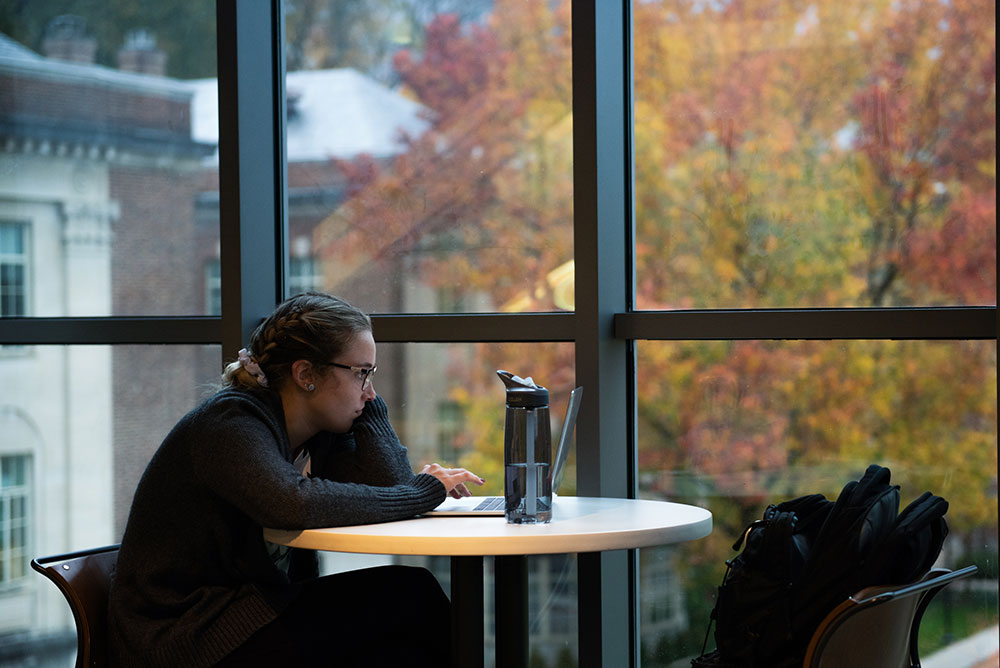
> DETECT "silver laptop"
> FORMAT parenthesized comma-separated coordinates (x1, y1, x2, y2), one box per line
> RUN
(426, 386, 582, 516)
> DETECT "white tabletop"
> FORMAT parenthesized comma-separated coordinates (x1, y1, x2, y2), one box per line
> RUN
(263, 496, 712, 556)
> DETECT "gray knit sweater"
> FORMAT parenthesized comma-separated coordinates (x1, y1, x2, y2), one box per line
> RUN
(107, 389, 445, 668)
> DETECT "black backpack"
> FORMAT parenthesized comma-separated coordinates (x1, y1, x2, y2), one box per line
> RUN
(694, 464, 949, 668)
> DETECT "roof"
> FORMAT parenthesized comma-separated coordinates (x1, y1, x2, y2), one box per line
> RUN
(0, 32, 43, 61)
(188, 68, 428, 163)
(0, 32, 193, 99)
(0, 31, 427, 164)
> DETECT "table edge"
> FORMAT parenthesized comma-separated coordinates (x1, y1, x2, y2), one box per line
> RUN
(264, 498, 713, 556)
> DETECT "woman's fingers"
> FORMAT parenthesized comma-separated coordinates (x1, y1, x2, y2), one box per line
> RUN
(449, 482, 473, 498)
(420, 463, 485, 494)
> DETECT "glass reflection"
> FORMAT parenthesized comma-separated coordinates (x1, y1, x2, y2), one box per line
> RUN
(636, 340, 998, 665)
(0, 7, 218, 317)
(374, 341, 577, 666)
(633, 0, 996, 309)
(283, 1, 574, 314)
(0, 343, 220, 663)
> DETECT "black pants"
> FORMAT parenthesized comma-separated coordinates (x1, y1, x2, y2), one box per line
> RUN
(217, 565, 451, 667)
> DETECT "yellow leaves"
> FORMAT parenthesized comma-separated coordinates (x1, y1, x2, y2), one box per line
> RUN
(638, 340, 995, 529)
(670, 253, 703, 279)
(713, 258, 742, 283)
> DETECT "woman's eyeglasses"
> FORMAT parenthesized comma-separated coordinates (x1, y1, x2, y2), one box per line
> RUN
(328, 362, 377, 391)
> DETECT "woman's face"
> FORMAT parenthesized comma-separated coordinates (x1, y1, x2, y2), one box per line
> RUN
(310, 329, 377, 433)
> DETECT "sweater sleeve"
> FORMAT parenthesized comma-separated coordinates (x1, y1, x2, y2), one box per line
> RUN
(314, 395, 419, 486)
(195, 394, 446, 530)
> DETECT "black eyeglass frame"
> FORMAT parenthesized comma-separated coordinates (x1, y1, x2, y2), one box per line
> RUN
(326, 361, 377, 390)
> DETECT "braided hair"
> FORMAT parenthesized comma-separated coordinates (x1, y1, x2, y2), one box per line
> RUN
(222, 292, 372, 391)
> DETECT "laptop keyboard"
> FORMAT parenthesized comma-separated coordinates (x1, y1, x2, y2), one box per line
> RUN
(473, 496, 505, 511)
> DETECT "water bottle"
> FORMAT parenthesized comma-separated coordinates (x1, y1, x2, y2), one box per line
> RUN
(498, 370, 552, 524)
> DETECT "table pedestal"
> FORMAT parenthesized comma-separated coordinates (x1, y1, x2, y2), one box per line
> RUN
(496, 555, 529, 668)
(451, 556, 485, 668)
(449, 555, 529, 668)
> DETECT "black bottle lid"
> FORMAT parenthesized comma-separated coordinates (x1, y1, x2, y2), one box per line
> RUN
(505, 385, 549, 408)
(497, 369, 549, 407)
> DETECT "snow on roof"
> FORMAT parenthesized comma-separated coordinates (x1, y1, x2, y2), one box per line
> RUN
(0, 32, 43, 61)
(189, 68, 429, 164)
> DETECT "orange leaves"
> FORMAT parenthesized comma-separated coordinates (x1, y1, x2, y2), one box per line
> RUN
(315, 2, 573, 310)
(905, 186, 997, 304)
(394, 14, 502, 123)
(637, 339, 997, 527)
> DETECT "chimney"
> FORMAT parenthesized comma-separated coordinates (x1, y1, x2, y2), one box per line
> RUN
(42, 15, 97, 64)
(117, 29, 167, 77)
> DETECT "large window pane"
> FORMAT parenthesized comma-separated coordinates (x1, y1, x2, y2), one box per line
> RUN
(282, 1, 574, 314)
(372, 340, 578, 665)
(633, 0, 996, 309)
(635, 339, 998, 665)
(0, 7, 218, 317)
(0, 343, 220, 664)
(375, 341, 577, 490)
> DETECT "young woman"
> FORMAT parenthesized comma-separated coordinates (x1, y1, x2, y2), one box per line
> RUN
(108, 292, 484, 667)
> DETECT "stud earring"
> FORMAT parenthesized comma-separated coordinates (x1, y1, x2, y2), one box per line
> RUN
(306, 384, 315, 391)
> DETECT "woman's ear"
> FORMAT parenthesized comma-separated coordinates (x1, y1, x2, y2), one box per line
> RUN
(289, 359, 316, 392)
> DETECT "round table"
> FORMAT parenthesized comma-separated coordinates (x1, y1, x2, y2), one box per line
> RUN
(264, 495, 712, 555)
(264, 496, 712, 668)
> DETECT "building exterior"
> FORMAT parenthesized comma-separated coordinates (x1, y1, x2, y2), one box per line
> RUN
(0, 25, 434, 660)
(0, 28, 211, 655)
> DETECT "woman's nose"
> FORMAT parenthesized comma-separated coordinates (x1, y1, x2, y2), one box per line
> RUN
(362, 382, 376, 401)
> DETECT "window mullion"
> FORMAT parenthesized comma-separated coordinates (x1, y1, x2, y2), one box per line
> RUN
(216, 0, 287, 357)
(573, 1, 636, 666)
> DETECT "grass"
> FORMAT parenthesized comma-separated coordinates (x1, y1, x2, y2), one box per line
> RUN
(917, 585, 999, 657)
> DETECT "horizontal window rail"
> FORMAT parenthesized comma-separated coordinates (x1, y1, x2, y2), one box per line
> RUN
(0, 317, 222, 345)
(2, 307, 994, 345)
(616, 306, 997, 341)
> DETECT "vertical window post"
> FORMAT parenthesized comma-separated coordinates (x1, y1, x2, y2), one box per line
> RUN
(573, 1, 637, 665)
(216, 0, 287, 354)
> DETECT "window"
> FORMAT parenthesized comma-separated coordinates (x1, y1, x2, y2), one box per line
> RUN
(0, 223, 28, 317)
(635, 339, 997, 659)
(288, 256, 318, 297)
(205, 259, 221, 316)
(435, 400, 464, 463)
(633, 0, 996, 310)
(0, 6, 218, 318)
(287, 1, 574, 315)
(0, 2, 993, 667)
(0, 454, 31, 586)
(632, 1, 997, 661)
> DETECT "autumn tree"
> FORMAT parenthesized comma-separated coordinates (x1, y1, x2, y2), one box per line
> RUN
(317, 1, 995, 655)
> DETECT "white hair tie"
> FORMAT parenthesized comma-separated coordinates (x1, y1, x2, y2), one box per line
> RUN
(238, 348, 269, 387)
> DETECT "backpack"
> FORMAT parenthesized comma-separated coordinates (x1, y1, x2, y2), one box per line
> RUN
(693, 464, 949, 668)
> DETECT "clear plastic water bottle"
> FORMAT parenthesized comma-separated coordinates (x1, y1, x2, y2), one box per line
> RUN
(498, 370, 552, 524)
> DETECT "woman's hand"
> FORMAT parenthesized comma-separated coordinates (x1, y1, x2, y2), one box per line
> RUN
(419, 463, 486, 499)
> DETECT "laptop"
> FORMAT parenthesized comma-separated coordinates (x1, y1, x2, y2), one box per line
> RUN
(425, 386, 582, 516)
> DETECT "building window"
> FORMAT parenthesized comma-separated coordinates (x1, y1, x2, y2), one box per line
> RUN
(205, 259, 221, 316)
(289, 256, 318, 296)
(436, 400, 464, 463)
(0, 454, 31, 586)
(206, 257, 316, 314)
(0, 223, 28, 317)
